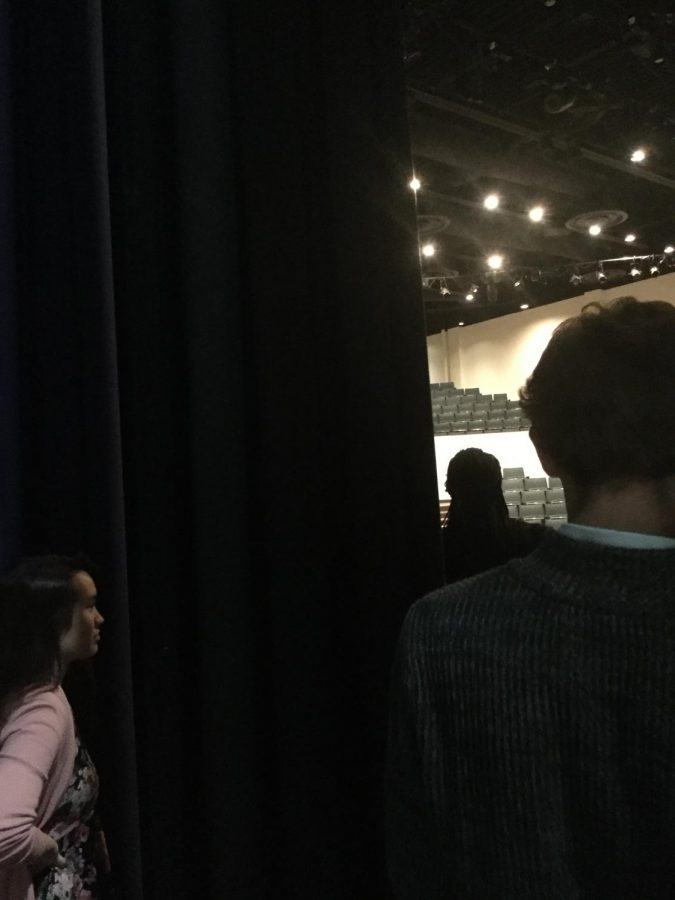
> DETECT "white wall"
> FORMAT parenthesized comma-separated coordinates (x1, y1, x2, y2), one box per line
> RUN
(429, 272, 675, 397)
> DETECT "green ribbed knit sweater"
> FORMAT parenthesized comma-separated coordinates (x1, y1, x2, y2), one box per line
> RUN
(386, 530, 675, 899)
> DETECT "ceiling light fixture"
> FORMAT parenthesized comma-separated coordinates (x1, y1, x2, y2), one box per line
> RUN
(624, 233, 636, 243)
(630, 148, 647, 163)
(421, 243, 435, 258)
(487, 253, 504, 270)
(409, 176, 421, 192)
(528, 205, 545, 222)
(588, 224, 602, 236)
(483, 193, 500, 211)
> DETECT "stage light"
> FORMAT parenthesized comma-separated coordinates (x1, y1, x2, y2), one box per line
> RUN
(624, 233, 636, 243)
(487, 253, 503, 270)
(588, 224, 602, 236)
(513, 279, 522, 287)
(483, 193, 500, 211)
(597, 266, 607, 282)
(520, 304, 530, 310)
(650, 264, 659, 275)
(421, 243, 435, 258)
(409, 176, 421, 192)
(465, 292, 475, 301)
(528, 205, 545, 223)
(665, 245, 674, 254)
(458, 321, 465, 327)
(570, 272, 582, 285)
(630, 148, 646, 163)
(630, 266, 641, 277)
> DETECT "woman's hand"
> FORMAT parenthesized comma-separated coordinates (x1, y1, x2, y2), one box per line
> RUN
(27, 836, 66, 875)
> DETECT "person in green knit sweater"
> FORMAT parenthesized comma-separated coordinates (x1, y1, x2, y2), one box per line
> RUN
(387, 297, 675, 899)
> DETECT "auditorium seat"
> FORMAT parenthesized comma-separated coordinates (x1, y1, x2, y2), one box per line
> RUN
(545, 501, 567, 520)
(502, 477, 524, 491)
(521, 489, 546, 504)
(524, 477, 548, 490)
(520, 503, 545, 522)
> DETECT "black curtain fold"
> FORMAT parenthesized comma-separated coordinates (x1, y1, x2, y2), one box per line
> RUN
(6, 2, 141, 896)
(0, 0, 19, 573)
(3, 1, 443, 896)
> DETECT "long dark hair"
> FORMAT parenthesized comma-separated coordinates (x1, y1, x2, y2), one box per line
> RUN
(442, 449, 511, 579)
(0, 553, 95, 710)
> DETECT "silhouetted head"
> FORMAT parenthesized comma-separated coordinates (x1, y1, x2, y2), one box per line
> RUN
(520, 297, 675, 489)
(0, 553, 101, 707)
(445, 447, 503, 504)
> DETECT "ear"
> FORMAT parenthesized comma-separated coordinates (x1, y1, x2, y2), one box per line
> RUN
(529, 427, 562, 476)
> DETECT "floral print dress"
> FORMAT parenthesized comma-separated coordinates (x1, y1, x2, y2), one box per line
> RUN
(34, 737, 106, 900)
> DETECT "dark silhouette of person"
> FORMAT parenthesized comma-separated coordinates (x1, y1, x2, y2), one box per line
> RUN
(441, 447, 544, 583)
(387, 298, 675, 899)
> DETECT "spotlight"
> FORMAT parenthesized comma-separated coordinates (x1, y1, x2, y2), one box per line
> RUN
(465, 292, 475, 301)
(630, 265, 641, 277)
(421, 243, 435, 258)
(630, 148, 647, 163)
(520, 303, 530, 310)
(409, 176, 421, 192)
(528, 205, 545, 223)
(624, 233, 636, 243)
(665, 245, 674, 254)
(588, 224, 602, 236)
(483, 193, 500, 211)
(487, 253, 504, 270)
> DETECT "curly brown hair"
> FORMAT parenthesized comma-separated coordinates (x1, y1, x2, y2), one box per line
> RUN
(519, 297, 675, 486)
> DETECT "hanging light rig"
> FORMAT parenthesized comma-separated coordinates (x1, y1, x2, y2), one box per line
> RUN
(411, 175, 675, 323)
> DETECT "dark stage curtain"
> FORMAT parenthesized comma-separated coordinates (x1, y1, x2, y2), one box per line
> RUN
(2, 1, 443, 897)
(4, 1, 142, 897)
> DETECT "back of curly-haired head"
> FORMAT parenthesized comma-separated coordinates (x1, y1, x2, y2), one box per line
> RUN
(519, 297, 675, 486)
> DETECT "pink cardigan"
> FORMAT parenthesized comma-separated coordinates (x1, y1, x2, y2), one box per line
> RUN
(0, 686, 77, 900)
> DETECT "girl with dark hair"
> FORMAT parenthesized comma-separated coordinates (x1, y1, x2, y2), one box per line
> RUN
(0, 555, 108, 900)
(442, 448, 544, 582)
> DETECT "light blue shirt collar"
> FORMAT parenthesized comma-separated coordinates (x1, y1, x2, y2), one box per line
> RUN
(559, 521, 675, 549)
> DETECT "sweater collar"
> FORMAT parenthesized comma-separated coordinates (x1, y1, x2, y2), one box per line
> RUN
(559, 521, 675, 549)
